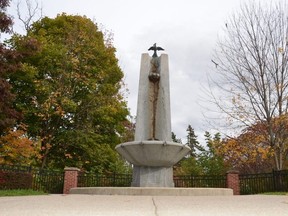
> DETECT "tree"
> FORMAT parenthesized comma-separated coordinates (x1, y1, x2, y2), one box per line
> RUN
(197, 132, 227, 175)
(0, 0, 39, 166)
(0, 0, 12, 33)
(0, 124, 40, 165)
(210, 1, 288, 170)
(216, 123, 274, 174)
(175, 126, 227, 175)
(16, 0, 43, 32)
(0, 0, 22, 135)
(186, 125, 204, 156)
(120, 115, 135, 143)
(8, 14, 129, 171)
(171, 132, 182, 143)
(176, 131, 227, 175)
(174, 126, 201, 175)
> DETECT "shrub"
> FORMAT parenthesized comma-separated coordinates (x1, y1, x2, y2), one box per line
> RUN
(0, 171, 33, 190)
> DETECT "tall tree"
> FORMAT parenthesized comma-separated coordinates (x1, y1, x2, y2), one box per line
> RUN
(176, 131, 227, 175)
(171, 132, 182, 143)
(8, 14, 129, 171)
(186, 125, 204, 156)
(197, 132, 227, 175)
(0, 0, 21, 134)
(210, 1, 288, 170)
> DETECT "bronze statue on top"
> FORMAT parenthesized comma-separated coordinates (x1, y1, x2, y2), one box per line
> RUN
(148, 43, 164, 58)
(148, 43, 164, 83)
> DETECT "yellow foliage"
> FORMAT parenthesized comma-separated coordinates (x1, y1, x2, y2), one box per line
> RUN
(0, 125, 40, 165)
(217, 123, 274, 173)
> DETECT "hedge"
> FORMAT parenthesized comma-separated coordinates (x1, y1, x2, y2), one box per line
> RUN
(0, 171, 33, 190)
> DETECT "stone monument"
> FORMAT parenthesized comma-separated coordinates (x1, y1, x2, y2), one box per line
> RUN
(115, 44, 191, 187)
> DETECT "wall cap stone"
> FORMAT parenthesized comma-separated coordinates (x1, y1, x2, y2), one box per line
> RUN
(64, 167, 80, 171)
(226, 170, 240, 174)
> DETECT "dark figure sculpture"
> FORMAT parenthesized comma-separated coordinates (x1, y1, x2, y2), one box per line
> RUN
(148, 43, 164, 83)
(148, 43, 164, 58)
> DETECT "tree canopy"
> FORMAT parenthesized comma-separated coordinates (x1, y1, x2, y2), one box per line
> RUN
(0, 0, 22, 134)
(175, 126, 228, 175)
(214, 123, 274, 174)
(7, 14, 129, 171)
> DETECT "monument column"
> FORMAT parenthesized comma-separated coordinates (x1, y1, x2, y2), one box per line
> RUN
(134, 53, 171, 141)
(132, 53, 174, 187)
(115, 44, 190, 187)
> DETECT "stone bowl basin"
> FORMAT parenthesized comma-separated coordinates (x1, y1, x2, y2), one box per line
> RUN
(115, 141, 191, 167)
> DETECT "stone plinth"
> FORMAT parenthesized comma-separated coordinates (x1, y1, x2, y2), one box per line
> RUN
(131, 166, 174, 187)
(70, 187, 233, 196)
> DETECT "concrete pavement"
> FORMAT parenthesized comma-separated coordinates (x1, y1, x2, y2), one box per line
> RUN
(0, 194, 288, 216)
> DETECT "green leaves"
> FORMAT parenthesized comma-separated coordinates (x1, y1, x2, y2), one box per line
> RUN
(7, 14, 129, 171)
(175, 128, 227, 176)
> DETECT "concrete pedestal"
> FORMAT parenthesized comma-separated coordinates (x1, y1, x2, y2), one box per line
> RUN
(131, 166, 174, 187)
(70, 187, 234, 196)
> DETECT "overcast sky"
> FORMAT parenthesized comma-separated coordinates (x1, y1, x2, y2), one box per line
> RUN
(7, 0, 271, 144)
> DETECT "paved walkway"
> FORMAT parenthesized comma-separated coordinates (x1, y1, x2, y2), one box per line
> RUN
(1, 194, 288, 216)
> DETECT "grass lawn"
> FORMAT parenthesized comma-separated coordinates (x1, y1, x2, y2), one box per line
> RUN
(261, 192, 288, 195)
(0, 189, 47, 196)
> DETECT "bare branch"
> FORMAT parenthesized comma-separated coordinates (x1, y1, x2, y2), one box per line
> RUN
(16, 0, 43, 32)
(207, 1, 288, 170)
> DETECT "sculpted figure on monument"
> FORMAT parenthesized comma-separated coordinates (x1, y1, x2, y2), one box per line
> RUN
(148, 43, 164, 83)
(148, 43, 164, 58)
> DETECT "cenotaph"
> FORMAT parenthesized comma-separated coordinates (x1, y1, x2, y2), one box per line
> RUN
(115, 44, 191, 187)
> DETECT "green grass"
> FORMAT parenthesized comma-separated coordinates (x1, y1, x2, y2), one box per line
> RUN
(261, 192, 288, 195)
(0, 189, 47, 196)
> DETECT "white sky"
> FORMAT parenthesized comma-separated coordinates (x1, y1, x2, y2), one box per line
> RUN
(7, 0, 271, 144)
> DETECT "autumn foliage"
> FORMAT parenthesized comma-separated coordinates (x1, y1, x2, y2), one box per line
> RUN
(0, 125, 39, 165)
(216, 116, 288, 173)
(2, 13, 129, 171)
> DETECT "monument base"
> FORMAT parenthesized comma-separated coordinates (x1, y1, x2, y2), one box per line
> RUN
(70, 187, 233, 196)
(131, 166, 174, 187)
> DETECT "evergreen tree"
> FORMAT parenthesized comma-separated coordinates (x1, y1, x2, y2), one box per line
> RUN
(186, 125, 204, 156)
(171, 132, 182, 143)
(197, 132, 227, 175)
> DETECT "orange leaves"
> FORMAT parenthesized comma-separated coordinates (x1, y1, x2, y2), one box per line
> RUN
(218, 122, 274, 173)
(0, 125, 39, 165)
(220, 115, 288, 172)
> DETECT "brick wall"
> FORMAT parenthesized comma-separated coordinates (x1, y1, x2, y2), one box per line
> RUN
(226, 170, 240, 195)
(63, 167, 80, 194)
